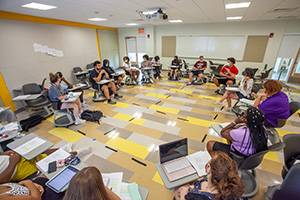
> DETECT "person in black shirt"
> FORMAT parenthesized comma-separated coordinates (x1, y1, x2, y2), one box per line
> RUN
(102, 59, 125, 88)
(170, 56, 180, 80)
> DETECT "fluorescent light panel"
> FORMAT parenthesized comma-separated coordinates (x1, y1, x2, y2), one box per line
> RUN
(169, 20, 183, 23)
(21, 2, 57, 10)
(225, 2, 251, 9)
(88, 18, 107, 21)
(226, 16, 243, 20)
(126, 23, 138, 26)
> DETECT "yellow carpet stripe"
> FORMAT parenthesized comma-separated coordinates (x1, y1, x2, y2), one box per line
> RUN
(149, 105, 179, 114)
(113, 113, 146, 126)
(152, 171, 164, 185)
(106, 137, 149, 159)
(49, 127, 83, 143)
(186, 117, 218, 128)
(164, 81, 185, 86)
(264, 151, 280, 162)
(87, 92, 94, 97)
(134, 86, 155, 90)
(146, 93, 168, 99)
(198, 94, 220, 101)
(170, 88, 193, 94)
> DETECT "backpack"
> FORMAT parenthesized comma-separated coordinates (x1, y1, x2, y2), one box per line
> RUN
(20, 115, 43, 132)
(81, 110, 103, 124)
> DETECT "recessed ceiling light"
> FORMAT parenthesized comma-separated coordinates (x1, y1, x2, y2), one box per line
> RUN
(142, 11, 157, 15)
(21, 2, 57, 10)
(225, 2, 251, 9)
(88, 18, 107, 21)
(126, 23, 138, 26)
(169, 20, 183, 23)
(226, 16, 243, 20)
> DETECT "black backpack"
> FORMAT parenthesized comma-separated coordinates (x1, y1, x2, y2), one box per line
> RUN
(20, 115, 43, 132)
(81, 110, 103, 124)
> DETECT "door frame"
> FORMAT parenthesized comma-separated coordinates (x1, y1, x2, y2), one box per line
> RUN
(125, 36, 138, 64)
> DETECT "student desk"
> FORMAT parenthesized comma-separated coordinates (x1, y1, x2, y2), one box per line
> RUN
(0, 130, 18, 152)
(0, 107, 10, 114)
(67, 83, 87, 92)
(7, 133, 53, 160)
(74, 71, 89, 76)
(12, 94, 42, 102)
(156, 163, 199, 189)
(95, 79, 114, 90)
(61, 92, 82, 103)
(211, 124, 223, 137)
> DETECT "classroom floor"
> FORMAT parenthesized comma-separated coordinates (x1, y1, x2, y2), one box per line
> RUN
(17, 74, 300, 200)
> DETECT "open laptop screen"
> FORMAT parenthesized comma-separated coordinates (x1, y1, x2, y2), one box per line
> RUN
(159, 138, 188, 164)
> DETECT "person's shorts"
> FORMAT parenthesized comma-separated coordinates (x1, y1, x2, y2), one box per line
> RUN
(143, 69, 153, 77)
(213, 142, 248, 158)
(236, 92, 246, 99)
(191, 70, 203, 76)
(113, 75, 123, 81)
(217, 78, 236, 85)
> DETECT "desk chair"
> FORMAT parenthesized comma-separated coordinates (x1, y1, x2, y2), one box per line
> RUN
(51, 102, 74, 127)
(124, 70, 135, 85)
(182, 60, 190, 78)
(231, 141, 285, 198)
(267, 101, 300, 144)
(86, 63, 94, 72)
(22, 83, 54, 118)
(254, 68, 273, 83)
(209, 63, 223, 83)
(73, 67, 91, 89)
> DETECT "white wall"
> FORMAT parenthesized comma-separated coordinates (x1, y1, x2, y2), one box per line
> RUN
(118, 19, 300, 74)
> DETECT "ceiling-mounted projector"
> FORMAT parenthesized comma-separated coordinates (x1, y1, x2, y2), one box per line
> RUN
(145, 9, 168, 20)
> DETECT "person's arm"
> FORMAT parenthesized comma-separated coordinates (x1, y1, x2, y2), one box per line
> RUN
(105, 187, 121, 200)
(92, 70, 104, 82)
(220, 116, 246, 142)
(219, 66, 227, 77)
(61, 77, 73, 89)
(103, 69, 110, 79)
(224, 68, 235, 79)
(253, 93, 267, 107)
(201, 62, 207, 71)
(0, 154, 21, 184)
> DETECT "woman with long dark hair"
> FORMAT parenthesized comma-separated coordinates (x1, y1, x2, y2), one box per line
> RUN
(207, 107, 268, 158)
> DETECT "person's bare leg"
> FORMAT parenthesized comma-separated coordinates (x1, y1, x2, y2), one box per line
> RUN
(206, 141, 216, 156)
(101, 85, 110, 100)
(219, 90, 230, 102)
(196, 73, 203, 82)
(189, 72, 193, 83)
(214, 77, 220, 87)
(109, 82, 117, 94)
(175, 69, 178, 78)
(226, 80, 233, 86)
(61, 102, 79, 117)
(132, 71, 136, 81)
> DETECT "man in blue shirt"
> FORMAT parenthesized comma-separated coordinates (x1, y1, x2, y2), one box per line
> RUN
(90, 61, 122, 104)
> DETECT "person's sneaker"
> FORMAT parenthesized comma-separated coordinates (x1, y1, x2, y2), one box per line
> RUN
(215, 89, 219, 93)
(107, 99, 116, 104)
(61, 142, 72, 152)
(76, 146, 92, 157)
(150, 79, 154, 83)
(120, 82, 125, 86)
(82, 104, 87, 108)
(213, 101, 222, 105)
(186, 82, 192, 86)
(75, 118, 86, 125)
(114, 94, 123, 99)
(224, 107, 232, 112)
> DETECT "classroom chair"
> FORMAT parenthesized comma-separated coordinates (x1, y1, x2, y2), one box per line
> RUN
(73, 67, 91, 89)
(254, 68, 274, 83)
(50, 101, 75, 127)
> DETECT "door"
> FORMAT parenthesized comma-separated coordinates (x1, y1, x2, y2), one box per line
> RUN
(288, 47, 300, 83)
(125, 37, 138, 64)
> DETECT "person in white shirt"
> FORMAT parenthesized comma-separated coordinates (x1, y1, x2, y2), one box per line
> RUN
(214, 68, 254, 112)
(122, 56, 140, 84)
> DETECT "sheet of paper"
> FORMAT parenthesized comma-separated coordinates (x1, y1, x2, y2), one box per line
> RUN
(102, 172, 123, 197)
(33, 43, 42, 52)
(36, 148, 70, 172)
(13, 95, 30, 100)
(41, 45, 48, 53)
(128, 182, 142, 200)
(240, 98, 255, 106)
(187, 151, 211, 177)
(14, 137, 46, 156)
(119, 183, 132, 200)
(4, 122, 19, 131)
(220, 122, 231, 128)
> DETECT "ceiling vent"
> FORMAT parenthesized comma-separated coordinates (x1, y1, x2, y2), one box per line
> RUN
(277, 16, 296, 19)
(271, 7, 298, 12)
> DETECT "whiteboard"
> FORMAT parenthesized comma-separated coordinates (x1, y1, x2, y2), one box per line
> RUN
(176, 35, 247, 60)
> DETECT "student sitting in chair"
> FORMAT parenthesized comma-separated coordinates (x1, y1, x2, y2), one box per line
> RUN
(173, 152, 244, 200)
(206, 107, 268, 158)
(122, 56, 140, 84)
(186, 55, 207, 85)
(253, 80, 290, 128)
(141, 54, 155, 83)
(102, 59, 125, 88)
(151, 55, 162, 79)
(169, 56, 180, 80)
(56, 72, 86, 106)
(214, 57, 238, 93)
(89, 61, 122, 105)
(214, 68, 254, 112)
(48, 73, 86, 125)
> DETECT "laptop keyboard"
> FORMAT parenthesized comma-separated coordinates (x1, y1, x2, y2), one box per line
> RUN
(164, 159, 191, 173)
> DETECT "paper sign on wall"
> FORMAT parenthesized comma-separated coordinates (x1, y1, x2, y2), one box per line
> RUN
(33, 43, 64, 57)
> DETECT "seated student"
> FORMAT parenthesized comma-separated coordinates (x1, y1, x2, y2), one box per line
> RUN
(89, 61, 123, 105)
(253, 80, 290, 128)
(174, 151, 244, 200)
(63, 166, 120, 200)
(206, 107, 268, 158)
(56, 72, 86, 106)
(0, 142, 91, 184)
(48, 73, 86, 125)
(186, 55, 207, 85)
(0, 110, 17, 123)
(214, 57, 238, 93)
(214, 68, 254, 112)
(141, 54, 155, 83)
(170, 56, 180, 80)
(151, 55, 162, 79)
(122, 56, 140, 84)
(102, 59, 125, 88)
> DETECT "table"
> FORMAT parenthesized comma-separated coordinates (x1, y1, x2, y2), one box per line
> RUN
(156, 163, 199, 189)
(12, 94, 42, 102)
(211, 124, 223, 137)
(74, 71, 89, 76)
(226, 87, 240, 92)
(67, 83, 87, 92)
(170, 65, 180, 69)
(61, 92, 82, 103)
(111, 72, 125, 77)
(7, 133, 54, 160)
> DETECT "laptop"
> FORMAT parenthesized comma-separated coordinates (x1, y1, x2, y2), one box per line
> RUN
(159, 138, 196, 182)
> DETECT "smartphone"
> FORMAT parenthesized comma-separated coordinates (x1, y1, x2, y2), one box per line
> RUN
(48, 161, 57, 173)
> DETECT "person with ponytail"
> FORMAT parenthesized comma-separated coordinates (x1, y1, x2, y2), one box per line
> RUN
(48, 73, 86, 125)
(207, 107, 268, 158)
(63, 167, 120, 200)
(174, 152, 244, 200)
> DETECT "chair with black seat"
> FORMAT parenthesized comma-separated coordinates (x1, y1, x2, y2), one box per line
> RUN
(51, 101, 74, 127)
(22, 83, 54, 118)
(267, 101, 300, 144)
(231, 141, 285, 198)
(86, 62, 94, 72)
(254, 68, 273, 83)
(181, 60, 190, 78)
(251, 68, 259, 77)
(73, 67, 91, 89)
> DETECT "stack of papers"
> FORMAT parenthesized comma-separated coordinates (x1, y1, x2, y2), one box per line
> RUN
(120, 182, 142, 200)
(36, 148, 70, 172)
(14, 137, 46, 156)
(187, 151, 211, 177)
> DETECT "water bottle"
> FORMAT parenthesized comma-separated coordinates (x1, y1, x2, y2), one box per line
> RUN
(264, 64, 268, 70)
